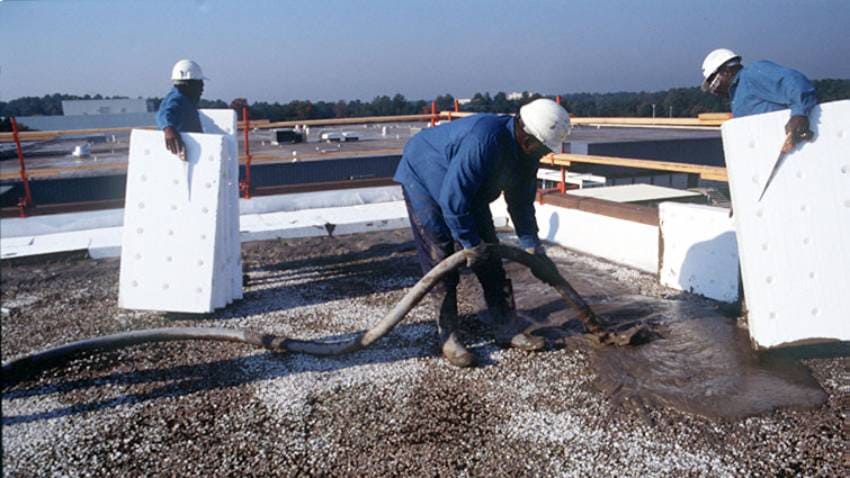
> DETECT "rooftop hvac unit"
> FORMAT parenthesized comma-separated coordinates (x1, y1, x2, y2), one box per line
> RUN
(321, 131, 360, 142)
(272, 128, 304, 145)
(72, 143, 92, 157)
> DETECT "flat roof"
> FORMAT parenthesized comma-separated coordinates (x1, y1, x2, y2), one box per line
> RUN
(567, 183, 702, 202)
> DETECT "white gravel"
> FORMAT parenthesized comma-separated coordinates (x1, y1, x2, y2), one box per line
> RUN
(2, 231, 847, 476)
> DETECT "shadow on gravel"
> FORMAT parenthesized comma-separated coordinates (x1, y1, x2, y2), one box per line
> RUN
(186, 243, 423, 320)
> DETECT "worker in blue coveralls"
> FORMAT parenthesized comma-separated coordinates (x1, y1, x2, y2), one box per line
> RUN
(394, 98, 571, 367)
(702, 49, 817, 316)
(701, 48, 816, 147)
(156, 59, 207, 160)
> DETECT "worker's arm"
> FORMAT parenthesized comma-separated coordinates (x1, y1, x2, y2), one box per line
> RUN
(162, 127, 185, 159)
(438, 133, 499, 248)
(155, 92, 187, 159)
(785, 115, 814, 148)
(747, 62, 817, 146)
(778, 68, 817, 119)
(745, 62, 817, 118)
(779, 68, 817, 146)
(504, 160, 541, 251)
(465, 201, 495, 268)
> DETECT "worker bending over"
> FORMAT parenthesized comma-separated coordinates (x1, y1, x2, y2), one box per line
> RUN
(701, 48, 816, 147)
(393, 99, 570, 367)
(156, 59, 207, 159)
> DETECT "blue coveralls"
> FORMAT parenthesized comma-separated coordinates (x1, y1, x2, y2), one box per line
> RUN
(393, 114, 541, 305)
(156, 87, 203, 133)
(729, 61, 817, 118)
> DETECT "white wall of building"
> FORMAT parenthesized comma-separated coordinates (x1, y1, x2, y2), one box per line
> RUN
(62, 99, 149, 116)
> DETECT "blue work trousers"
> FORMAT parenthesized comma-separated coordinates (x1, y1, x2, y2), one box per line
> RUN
(402, 186, 508, 307)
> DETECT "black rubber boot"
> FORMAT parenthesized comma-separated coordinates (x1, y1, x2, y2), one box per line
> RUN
(435, 288, 474, 368)
(487, 279, 545, 352)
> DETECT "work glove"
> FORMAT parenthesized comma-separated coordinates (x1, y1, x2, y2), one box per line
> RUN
(163, 126, 187, 160)
(464, 242, 490, 269)
(783, 115, 814, 152)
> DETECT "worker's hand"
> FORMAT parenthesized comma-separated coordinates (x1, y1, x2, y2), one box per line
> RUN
(464, 242, 490, 269)
(163, 127, 187, 160)
(784, 115, 814, 149)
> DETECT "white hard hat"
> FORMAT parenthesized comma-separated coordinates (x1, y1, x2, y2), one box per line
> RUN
(701, 48, 740, 88)
(519, 98, 571, 153)
(171, 59, 208, 82)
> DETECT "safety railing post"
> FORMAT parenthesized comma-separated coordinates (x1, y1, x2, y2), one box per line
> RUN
(556, 95, 561, 105)
(559, 166, 566, 194)
(240, 106, 253, 199)
(430, 101, 437, 127)
(11, 117, 33, 217)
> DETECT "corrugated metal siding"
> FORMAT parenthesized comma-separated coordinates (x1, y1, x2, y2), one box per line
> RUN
(247, 155, 400, 188)
(567, 137, 723, 177)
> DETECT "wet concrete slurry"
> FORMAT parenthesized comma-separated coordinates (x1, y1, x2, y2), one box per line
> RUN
(2, 230, 848, 475)
(502, 262, 829, 420)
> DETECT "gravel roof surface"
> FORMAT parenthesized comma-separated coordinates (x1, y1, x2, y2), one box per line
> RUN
(2, 229, 848, 476)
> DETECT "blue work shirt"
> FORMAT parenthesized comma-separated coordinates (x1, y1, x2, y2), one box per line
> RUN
(729, 61, 817, 118)
(393, 114, 540, 249)
(155, 87, 203, 133)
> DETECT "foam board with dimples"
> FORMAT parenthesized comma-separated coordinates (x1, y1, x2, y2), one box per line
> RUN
(200, 109, 243, 304)
(119, 129, 225, 313)
(722, 100, 850, 347)
(200, 110, 232, 308)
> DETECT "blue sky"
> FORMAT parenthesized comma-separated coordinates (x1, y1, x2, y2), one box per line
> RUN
(1, 0, 849, 103)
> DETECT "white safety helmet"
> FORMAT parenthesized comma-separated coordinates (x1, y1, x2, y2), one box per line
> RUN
(519, 98, 571, 153)
(701, 48, 740, 90)
(171, 59, 208, 82)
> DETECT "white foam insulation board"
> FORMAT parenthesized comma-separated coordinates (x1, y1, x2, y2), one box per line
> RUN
(722, 100, 850, 348)
(659, 202, 738, 302)
(118, 109, 242, 313)
(533, 202, 659, 273)
(200, 109, 243, 306)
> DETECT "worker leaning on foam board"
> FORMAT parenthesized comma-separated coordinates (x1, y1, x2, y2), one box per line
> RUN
(702, 49, 819, 316)
(155, 59, 207, 160)
(701, 48, 817, 147)
(393, 98, 570, 368)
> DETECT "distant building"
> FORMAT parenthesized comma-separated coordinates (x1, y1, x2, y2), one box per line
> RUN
(62, 99, 149, 116)
(507, 91, 534, 101)
(19, 98, 157, 130)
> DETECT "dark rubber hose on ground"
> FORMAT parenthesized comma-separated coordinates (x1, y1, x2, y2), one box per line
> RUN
(2, 245, 614, 386)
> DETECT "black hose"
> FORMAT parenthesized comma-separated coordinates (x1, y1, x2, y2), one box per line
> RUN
(2, 245, 606, 386)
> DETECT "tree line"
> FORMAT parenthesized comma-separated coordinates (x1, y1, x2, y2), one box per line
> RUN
(2, 80, 848, 131)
